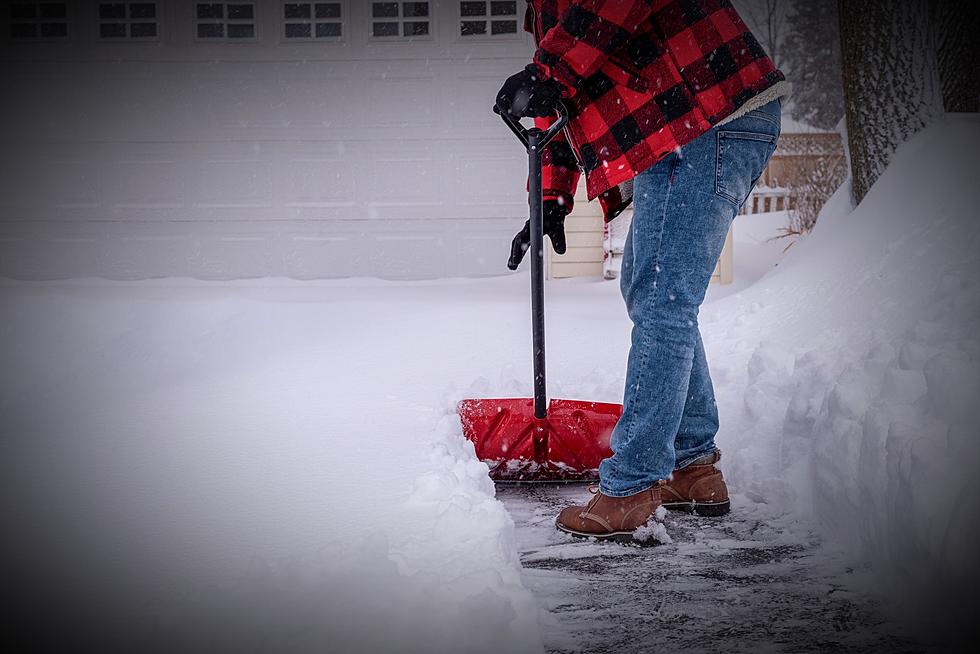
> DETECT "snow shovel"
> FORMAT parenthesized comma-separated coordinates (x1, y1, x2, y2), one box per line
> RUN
(457, 103, 623, 482)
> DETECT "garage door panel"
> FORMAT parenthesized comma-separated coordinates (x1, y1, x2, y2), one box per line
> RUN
(369, 226, 447, 279)
(107, 157, 186, 218)
(0, 68, 102, 142)
(193, 234, 279, 279)
(454, 222, 518, 276)
(283, 158, 355, 206)
(0, 222, 41, 278)
(192, 70, 286, 130)
(281, 75, 355, 129)
(192, 146, 276, 213)
(18, 221, 108, 279)
(368, 74, 440, 128)
(47, 159, 103, 213)
(284, 232, 360, 278)
(453, 147, 526, 208)
(452, 74, 510, 128)
(0, 71, 57, 141)
(99, 74, 193, 141)
(369, 142, 439, 206)
(1, 144, 106, 220)
(448, 55, 538, 134)
(1, 7, 568, 280)
(0, 148, 44, 212)
(108, 226, 194, 279)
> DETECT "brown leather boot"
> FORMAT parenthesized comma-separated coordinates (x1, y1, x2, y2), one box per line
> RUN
(662, 450, 730, 516)
(556, 482, 665, 544)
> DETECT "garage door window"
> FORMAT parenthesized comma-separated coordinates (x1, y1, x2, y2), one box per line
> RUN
(371, 2, 430, 39)
(282, 2, 343, 40)
(195, 2, 257, 40)
(459, 1, 517, 37)
(9, 1, 69, 40)
(98, 2, 158, 40)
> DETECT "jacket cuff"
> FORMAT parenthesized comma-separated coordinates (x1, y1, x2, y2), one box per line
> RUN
(529, 59, 576, 97)
(543, 190, 575, 214)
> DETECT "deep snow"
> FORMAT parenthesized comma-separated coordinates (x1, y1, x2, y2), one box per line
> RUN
(0, 277, 546, 653)
(705, 115, 980, 640)
(2, 116, 977, 651)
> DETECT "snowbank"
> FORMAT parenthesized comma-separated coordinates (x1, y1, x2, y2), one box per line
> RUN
(702, 115, 980, 640)
(0, 280, 542, 653)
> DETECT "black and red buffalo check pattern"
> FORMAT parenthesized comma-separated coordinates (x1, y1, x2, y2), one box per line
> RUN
(525, 0, 785, 221)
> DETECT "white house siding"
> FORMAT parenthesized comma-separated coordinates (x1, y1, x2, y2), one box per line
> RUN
(0, 1, 538, 279)
(562, 203, 733, 284)
(547, 178, 604, 279)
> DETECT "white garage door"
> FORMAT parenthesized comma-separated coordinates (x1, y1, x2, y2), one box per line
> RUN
(0, 0, 537, 279)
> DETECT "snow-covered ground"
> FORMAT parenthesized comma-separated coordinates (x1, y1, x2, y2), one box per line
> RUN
(2, 116, 977, 651)
(0, 275, 547, 653)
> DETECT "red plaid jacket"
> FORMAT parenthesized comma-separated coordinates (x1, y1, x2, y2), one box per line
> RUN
(526, 0, 785, 221)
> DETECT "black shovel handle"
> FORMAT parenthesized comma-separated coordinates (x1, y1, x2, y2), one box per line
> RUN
(495, 103, 570, 419)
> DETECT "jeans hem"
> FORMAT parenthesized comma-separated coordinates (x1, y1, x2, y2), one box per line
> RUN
(674, 446, 719, 471)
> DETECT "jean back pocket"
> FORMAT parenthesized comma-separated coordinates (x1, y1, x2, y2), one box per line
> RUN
(715, 130, 778, 207)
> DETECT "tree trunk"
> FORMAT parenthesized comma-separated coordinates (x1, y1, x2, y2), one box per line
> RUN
(929, 0, 980, 112)
(838, 0, 942, 204)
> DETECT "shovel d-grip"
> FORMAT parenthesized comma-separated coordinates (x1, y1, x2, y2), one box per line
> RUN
(458, 104, 622, 483)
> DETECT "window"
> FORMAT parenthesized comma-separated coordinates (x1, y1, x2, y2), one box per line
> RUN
(282, 2, 343, 40)
(459, 1, 517, 37)
(370, 1, 429, 39)
(194, 2, 256, 40)
(98, 2, 158, 40)
(9, 1, 69, 40)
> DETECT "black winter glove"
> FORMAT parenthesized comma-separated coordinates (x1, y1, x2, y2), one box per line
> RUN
(495, 64, 564, 119)
(508, 199, 570, 270)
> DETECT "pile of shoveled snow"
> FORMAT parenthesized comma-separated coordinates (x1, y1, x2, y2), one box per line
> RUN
(0, 279, 544, 653)
(699, 115, 980, 641)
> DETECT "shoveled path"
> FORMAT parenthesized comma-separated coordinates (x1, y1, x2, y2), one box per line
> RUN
(498, 485, 922, 654)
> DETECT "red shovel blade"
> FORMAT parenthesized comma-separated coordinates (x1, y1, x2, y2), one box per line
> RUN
(457, 397, 622, 482)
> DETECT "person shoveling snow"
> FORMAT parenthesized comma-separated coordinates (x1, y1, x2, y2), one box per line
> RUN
(489, 0, 790, 544)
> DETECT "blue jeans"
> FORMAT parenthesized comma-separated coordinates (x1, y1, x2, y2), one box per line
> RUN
(599, 99, 782, 497)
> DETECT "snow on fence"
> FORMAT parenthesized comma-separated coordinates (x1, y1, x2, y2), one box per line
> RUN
(740, 185, 792, 214)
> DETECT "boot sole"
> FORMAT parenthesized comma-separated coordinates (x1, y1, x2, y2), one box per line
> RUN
(662, 499, 730, 517)
(555, 521, 663, 546)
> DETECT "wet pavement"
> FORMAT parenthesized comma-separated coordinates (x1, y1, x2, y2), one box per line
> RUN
(498, 485, 922, 654)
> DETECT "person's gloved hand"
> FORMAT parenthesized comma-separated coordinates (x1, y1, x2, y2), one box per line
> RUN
(495, 64, 564, 119)
(508, 199, 570, 270)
